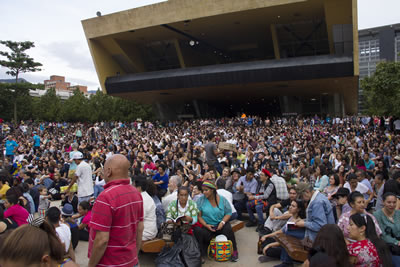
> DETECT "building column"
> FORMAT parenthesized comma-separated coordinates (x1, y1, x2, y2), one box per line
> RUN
(192, 99, 201, 118)
(270, 24, 281, 60)
(334, 93, 341, 116)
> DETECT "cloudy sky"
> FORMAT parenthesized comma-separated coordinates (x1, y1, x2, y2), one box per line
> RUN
(0, 0, 399, 91)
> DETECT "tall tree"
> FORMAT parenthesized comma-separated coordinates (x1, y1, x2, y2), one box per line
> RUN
(0, 40, 42, 122)
(361, 61, 400, 116)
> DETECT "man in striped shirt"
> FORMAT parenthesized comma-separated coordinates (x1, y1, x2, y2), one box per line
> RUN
(88, 154, 144, 267)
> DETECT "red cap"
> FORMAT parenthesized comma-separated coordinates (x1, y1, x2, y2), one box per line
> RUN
(262, 169, 272, 177)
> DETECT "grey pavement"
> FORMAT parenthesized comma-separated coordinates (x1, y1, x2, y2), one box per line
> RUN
(74, 225, 283, 267)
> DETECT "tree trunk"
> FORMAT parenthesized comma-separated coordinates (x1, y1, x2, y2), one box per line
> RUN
(14, 72, 18, 123)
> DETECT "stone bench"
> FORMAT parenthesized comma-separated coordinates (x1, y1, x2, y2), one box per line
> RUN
(141, 220, 244, 253)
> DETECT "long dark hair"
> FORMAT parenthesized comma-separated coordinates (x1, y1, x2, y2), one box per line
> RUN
(350, 213, 392, 267)
(293, 199, 306, 219)
(312, 224, 351, 267)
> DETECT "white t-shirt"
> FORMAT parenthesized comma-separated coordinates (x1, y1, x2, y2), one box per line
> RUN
(394, 120, 400, 130)
(344, 181, 369, 200)
(75, 161, 94, 197)
(56, 223, 71, 253)
(217, 189, 237, 213)
(141, 191, 158, 241)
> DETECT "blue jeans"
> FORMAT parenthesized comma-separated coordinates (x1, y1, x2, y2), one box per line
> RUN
(392, 255, 400, 267)
(229, 212, 238, 221)
(94, 185, 104, 198)
(78, 195, 93, 204)
(246, 202, 265, 225)
(280, 229, 305, 264)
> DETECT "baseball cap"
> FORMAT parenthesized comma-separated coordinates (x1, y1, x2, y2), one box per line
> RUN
(72, 151, 83, 160)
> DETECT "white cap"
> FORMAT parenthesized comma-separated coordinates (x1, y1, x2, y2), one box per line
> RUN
(72, 151, 83, 160)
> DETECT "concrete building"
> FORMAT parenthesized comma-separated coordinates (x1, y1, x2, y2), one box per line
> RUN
(358, 23, 400, 112)
(44, 75, 87, 93)
(82, 0, 359, 120)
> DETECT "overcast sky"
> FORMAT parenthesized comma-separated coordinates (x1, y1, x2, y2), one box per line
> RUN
(0, 0, 398, 91)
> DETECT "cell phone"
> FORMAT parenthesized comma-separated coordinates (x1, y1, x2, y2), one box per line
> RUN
(212, 225, 218, 230)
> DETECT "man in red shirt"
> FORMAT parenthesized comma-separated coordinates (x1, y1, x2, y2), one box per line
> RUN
(88, 154, 144, 267)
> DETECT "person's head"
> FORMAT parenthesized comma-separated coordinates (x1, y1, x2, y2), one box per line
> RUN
(288, 188, 298, 201)
(132, 175, 147, 192)
(208, 133, 215, 141)
(202, 181, 217, 200)
(0, 219, 65, 267)
(78, 201, 91, 216)
(356, 170, 366, 182)
(222, 167, 230, 177)
(39, 186, 47, 196)
(363, 153, 369, 160)
(25, 178, 35, 189)
(348, 213, 374, 241)
(347, 173, 358, 189)
(374, 173, 384, 186)
(289, 199, 306, 219)
(158, 164, 166, 175)
(329, 174, 340, 186)
(216, 178, 226, 190)
(168, 175, 182, 193)
(311, 224, 350, 267)
(245, 167, 255, 180)
(146, 156, 152, 164)
(103, 154, 130, 183)
(260, 169, 271, 183)
(4, 188, 23, 209)
(334, 187, 350, 206)
(382, 192, 397, 213)
(231, 169, 240, 181)
(46, 207, 61, 225)
(302, 184, 315, 202)
(177, 186, 190, 207)
(348, 191, 365, 213)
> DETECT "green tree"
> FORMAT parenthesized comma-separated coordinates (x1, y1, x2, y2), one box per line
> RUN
(87, 90, 114, 122)
(34, 88, 62, 121)
(0, 40, 42, 122)
(361, 61, 400, 116)
(61, 89, 89, 122)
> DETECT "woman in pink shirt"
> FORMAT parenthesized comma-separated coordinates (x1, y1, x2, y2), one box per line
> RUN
(4, 189, 29, 227)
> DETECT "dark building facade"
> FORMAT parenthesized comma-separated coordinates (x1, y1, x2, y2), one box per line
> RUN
(82, 0, 359, 120)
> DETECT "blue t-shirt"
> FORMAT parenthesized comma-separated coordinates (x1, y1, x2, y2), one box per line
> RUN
(33, 135, 40, 147)
(197, 195, 232, 226)
(152, 173, 169, 190)
(69, 151, 78, 170)
(5, 140, 18, 155)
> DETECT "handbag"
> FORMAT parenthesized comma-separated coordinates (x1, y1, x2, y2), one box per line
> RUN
(207, 235, 233, 262)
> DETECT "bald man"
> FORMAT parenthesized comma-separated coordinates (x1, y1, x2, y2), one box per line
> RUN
(88, 155, 144, 267)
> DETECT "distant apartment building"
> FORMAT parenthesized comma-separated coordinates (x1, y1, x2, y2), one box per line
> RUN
(358, 23, 400, 112)
(44, 75, 87, 93)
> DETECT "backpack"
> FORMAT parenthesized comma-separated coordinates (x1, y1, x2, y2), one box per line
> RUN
(207, 235, 233, 262)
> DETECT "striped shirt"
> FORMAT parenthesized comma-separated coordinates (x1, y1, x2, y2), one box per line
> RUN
(88, 179, 143, 267)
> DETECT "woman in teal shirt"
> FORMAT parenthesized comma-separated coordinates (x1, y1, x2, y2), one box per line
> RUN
(373, 192, 400, 265)
(193, 181, 238, 262)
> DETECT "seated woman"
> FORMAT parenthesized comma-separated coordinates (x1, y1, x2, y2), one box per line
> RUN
(0, 218, 78, 267)
(347, 213, 392, 267)
(4, 188, 29, 227)
(304, 224, 352, 267)
(74, 201, 91, 241)
(258, 199, 306, 264)
(193, 181, 238, 262)
(323, 174, 340, 202)
(337, 191, 381, 240)
(166, 186, 199, 233)
(0, 206, 18, 234)
(373, 192, 400, 266)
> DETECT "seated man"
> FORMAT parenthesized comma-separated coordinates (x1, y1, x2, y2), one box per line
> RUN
(246, 169, 277, 231)
(233, 167, 257, 221)
(152, 164, 169, 200)
(132, 175, 157, 241)
(162, 175, 183, 212)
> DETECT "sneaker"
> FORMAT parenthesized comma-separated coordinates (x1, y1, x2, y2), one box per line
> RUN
(258, 255, 275, 263)
(245, 220, 257, 227)
(231, 251, 239, 262)
(255, 224, 263, 232)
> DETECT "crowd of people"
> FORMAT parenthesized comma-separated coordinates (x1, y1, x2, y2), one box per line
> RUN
(0, 115, 399, 266)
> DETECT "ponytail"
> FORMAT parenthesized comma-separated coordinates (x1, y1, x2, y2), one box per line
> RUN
(350, 213, 393, 267)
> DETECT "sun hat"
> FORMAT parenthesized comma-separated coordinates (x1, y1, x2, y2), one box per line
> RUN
(61, 204, 74, 216)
